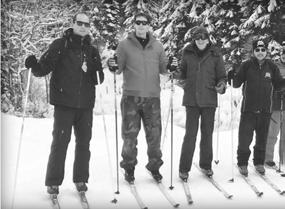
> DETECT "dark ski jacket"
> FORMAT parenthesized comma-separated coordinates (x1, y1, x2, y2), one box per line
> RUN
(233, 57, 285, 113)
(31, 28, 103, 109)
(272, 60, 285, 111)
(179, 43, 227, 107)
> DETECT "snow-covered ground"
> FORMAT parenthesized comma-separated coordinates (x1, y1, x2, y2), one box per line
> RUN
(1, 85, 285, 209)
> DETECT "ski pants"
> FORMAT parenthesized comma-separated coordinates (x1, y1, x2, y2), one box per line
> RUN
(45, 105, 93, 186)
(237, 112, 271, 166)
(265, 110, 285, 163)
(179, 106, 216, 173)
(120, 95, 163, 171)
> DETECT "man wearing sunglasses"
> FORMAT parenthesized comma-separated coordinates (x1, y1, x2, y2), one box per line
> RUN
(228, 39, 285, 176)
(107, 12, 175, 183)
(177, 26, 227, 181)
(25, 12, 104, 195)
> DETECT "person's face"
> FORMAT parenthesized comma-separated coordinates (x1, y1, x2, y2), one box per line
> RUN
(73, 14, 90, 37)
(194, 33, 209, 50)
(134, 16, 150, 38)
(253, 47, 267, 61)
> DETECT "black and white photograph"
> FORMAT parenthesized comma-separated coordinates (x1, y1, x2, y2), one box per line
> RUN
(1, 0, 285, 209)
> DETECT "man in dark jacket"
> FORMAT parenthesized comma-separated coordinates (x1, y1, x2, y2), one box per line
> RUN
(228, 39, 285, 176)
(177, 26, 227, 181)
(25, 12, 104, 195)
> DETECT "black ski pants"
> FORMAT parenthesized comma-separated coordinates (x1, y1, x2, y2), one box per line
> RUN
(237, 112, 271, 166)
(45, 105, 93, 186)
(179, 106, 216, 173)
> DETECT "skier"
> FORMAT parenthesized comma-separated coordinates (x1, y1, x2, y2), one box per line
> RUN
(107, 12, 177, 183)
(176, 26, 227, 181)
(25, 12, 104, 194)
(265, 48, 285, 168)
(228, 39, 285, 176)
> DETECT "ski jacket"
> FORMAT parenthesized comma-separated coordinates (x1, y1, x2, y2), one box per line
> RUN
(233, 57, 285, 113)
(272, 60, 285, 110)
(116, 32, 168, 98)
(179, 43, 226, 107)
(31, 28, 103, 109)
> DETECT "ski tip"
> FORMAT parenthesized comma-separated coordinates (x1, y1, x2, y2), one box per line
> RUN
(111, 198, 118, 204)
(174, 203, 180, 208)
(227, 195, 233, 199)
(258, 192, 263, 197)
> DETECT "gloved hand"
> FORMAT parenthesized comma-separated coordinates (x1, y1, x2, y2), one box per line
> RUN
(227, 68, 236, 85)
(215, 82, 226, 94)
(25, 55, 38, 69)
(167, 56, 178, 72)
(107, 56, 118, 72)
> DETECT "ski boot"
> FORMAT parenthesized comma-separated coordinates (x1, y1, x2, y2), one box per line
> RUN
(179, 172, 189, 182)
(124, 168, 135, 183)
(265, 161, 278, 170)
(201, 168, 214, 177)
(150, 170, 163, 182)
(47, 185, 59, 195)
(255, 164, 265, 175)
(75, 182, 88, 192)
(238, 165, 248, 176)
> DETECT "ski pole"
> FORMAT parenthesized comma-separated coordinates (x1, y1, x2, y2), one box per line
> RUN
(229, 84, 234, 182)
(11, 68, 32, 209)
(214, 95, 220, 165)
(113, 72, 120, 194)
(169, 72, 174, 190)
(278, 93, 284, 174)
(96, 71, 118, 203)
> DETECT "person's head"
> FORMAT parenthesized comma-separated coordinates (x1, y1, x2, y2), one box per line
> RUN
(72, 12, 90, 37)
(133, 12, 151, 38)
(252, 39, 267, 61)
(193, 26, 210, 50)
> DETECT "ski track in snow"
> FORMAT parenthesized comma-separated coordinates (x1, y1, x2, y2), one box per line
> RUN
(1, 90, 285, 209)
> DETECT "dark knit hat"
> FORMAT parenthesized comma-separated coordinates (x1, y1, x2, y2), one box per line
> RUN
(252, 39, 267, 50)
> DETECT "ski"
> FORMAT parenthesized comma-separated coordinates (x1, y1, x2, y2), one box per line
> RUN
(129, 182, 148, 209)
(250, 166, 285, 195)
(78, 191, 90, 209)
(194, 164, 233, 199)
(155, 181, 180, 208)
(147, 171, 179, 208)
(50, 194, 60, 209)
(181, 180, 193, 204)
(239, 173, 263, 197)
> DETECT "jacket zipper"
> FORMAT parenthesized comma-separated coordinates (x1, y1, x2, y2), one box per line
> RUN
(78, 39, 83, 108)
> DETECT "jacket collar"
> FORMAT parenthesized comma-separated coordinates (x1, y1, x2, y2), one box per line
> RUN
(127, 32, 156, 49)
(63, 28, 91, 48)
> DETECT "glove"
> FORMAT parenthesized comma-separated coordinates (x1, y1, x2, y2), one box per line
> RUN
(25, 55, 38, 69)
(167, 56, 178, 72)
(107, 56, 118, 72)
(215, 82, 226, 94)
(227, 68, 236, 85)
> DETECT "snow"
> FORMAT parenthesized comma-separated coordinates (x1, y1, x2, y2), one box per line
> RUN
(1, 85, 285, 209)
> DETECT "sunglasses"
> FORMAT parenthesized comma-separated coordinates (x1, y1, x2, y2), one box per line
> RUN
(254, 48, 266, 52)
(76, 21, 90, 28)
(194, 33, 208, 40)
(135, 20, 148, 26)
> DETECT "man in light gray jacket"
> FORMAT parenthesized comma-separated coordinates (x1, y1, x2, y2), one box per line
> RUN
(108, 12, 175, 183)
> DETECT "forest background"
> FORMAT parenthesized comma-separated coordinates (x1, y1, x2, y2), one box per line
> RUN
(1, 0, 285, 130)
